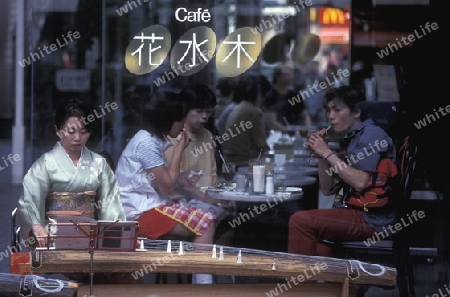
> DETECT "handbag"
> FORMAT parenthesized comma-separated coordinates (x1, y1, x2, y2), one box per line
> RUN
(333, 158, 399, 212)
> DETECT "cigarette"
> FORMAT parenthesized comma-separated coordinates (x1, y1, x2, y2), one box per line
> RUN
(323, 125, 332, 140)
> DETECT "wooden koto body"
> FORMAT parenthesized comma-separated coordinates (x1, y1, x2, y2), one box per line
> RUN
(10, 241, 396, 288)
(0, 275, 358, 297)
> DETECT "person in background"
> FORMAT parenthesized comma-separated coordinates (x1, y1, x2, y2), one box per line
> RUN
(302, 77, 329, 125)
(115, 90, 216, 284)
(223, 74, 270, 165)
(215, 89, 241, 137)
(263, 64, 312, 132)
(304, 60, 321, 86)
(288, 86, 397, 257)
(323, 63, 342, 88)
(214, 77, 236, 124)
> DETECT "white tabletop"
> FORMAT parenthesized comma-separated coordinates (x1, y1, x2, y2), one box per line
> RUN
(238, 165, 318, 176)
(206, 187, 303, 202)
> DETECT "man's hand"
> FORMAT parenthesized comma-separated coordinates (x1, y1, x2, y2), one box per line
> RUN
(306, 129, 332, 158)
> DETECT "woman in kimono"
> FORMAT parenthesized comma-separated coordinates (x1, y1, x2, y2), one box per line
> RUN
(115, 90, 216, 284)
(18, 99, 126, 248)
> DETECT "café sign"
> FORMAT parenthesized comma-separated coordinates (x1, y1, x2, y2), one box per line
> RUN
(175, 8, 211, 22)
(125, 25, 261, 77)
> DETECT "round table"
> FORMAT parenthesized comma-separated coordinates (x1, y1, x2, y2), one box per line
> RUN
(205, 187, 303, 202)
(237, 166, 317, 188)
(237, 165, 318, 177)
(265, 142, 341, 158)
(265, 149, 311, 158)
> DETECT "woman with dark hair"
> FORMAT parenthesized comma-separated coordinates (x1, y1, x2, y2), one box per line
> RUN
(115, 90, 216, 284)
(18, 98, 126, 248)
(164, 83, 234, 239)
(165, 83, 218, 189)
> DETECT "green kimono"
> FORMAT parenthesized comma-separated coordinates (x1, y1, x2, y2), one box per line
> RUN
(18, 143, 126, 238)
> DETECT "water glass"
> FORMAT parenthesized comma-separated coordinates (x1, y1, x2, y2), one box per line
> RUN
(275, 172, 286, 191)
(252, 165, 266, 194)
(235, 173, 246, 192)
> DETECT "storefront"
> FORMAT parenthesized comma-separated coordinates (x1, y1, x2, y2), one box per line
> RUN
(7, 0, 351, 170)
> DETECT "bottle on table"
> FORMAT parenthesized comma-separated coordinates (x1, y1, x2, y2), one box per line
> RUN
(265, 172, 274, 195)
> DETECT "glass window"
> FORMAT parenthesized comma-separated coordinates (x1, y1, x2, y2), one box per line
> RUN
(21, 0, 351, 260)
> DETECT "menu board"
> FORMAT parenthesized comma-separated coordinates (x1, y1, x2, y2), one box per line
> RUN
(373, 64, 400, 102)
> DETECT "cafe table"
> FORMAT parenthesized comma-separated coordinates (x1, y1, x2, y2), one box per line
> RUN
(265, 142, 341, 158)
(205, 186, 304, 252)
(237, 165, 318, 177)
(205, 186, 303, 203)
(265, 149, 311, 158)
(237, 165, 318, 189)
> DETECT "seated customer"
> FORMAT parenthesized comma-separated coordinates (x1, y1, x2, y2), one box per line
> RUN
(164, 83, 231, 224)
(223, 74, 270, 165)
(115, 90, 215, 284)
(166, 83, 218, 189)
(214, 77, 237, 124)
(263, 64, 311, 132)
(215, 90, 241, 137)
(288, 86, 398, 257)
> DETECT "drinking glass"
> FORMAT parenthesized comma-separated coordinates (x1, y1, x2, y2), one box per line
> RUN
(286, 125, 297, 137)
(303, 125, 331, 164)
(299, 126, 309, 138)
(249, 158, 264, 172)
(252, 164, 266, 194)
(274, 172, 286, 191)
(222, 162, 236, 181)
(235, 173, 246, 192)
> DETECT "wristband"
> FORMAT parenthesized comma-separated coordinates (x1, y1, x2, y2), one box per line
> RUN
(324, 152, 336, 160)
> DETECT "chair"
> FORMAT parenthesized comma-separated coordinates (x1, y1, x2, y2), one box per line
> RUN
(322, 138, 417, 297)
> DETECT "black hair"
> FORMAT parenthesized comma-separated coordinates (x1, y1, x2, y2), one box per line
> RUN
(180, 83, 217, 111)
(233, 73, 271, 103)
(272, 64, 292, 84)
(216, 77, 236, 97)
(143, 90, 187, 140)
(322, 86, 368, 120)
(54, 99, 93, 132)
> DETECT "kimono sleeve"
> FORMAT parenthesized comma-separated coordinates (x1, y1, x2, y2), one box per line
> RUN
(17, 156, 51, 239)
(96, 159, 126, 221)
